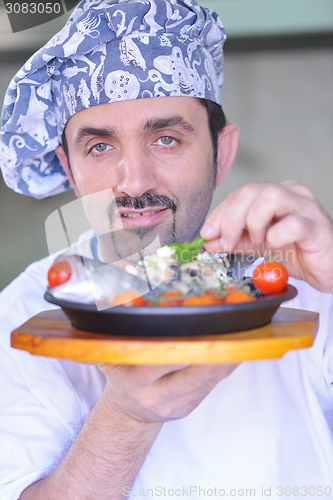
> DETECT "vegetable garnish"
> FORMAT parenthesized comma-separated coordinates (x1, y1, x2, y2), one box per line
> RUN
(167, 237, 207, 264)
(252, 261, 288, 295)
(47, 261, 72, 287)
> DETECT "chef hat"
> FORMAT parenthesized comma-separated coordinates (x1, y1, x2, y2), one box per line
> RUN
(0, 0, 226, 198)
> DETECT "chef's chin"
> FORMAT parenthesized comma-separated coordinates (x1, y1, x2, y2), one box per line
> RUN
(112, 226, 159, 262)
(95, 226, 155, 264)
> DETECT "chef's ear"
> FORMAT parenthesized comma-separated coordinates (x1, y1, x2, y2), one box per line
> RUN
(215, 123, 239, 186)
(55, 144, 80, 197)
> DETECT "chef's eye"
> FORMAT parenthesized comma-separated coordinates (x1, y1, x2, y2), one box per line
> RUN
(156, 136, 178, 146)
(91, 143, 110, 154)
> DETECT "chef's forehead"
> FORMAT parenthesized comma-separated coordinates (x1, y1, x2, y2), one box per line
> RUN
(62, 96, 204, 137)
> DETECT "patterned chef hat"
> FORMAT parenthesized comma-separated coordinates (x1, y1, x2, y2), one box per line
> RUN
(0, 0, 226, 198)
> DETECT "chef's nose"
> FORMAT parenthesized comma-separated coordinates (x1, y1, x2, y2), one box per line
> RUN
(116, 145, 158, 197)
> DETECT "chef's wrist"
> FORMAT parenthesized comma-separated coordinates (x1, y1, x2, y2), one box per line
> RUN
(100, 387, 164, 430)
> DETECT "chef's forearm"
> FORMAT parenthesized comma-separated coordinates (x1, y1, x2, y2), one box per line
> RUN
(19, 392, 163, 500)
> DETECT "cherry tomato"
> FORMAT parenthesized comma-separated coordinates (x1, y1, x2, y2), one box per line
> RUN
(113, 290, 145, 307)
(224, 290, 255, 304)
(47, 261, 71, 287)
(252, 262, 289, 295)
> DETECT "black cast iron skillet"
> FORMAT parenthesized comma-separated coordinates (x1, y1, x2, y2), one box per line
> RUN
(44, 284, 297, 337)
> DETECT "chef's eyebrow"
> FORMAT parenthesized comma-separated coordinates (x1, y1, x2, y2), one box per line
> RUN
(75, 116, 195, 145)
(143, 116, 196, 134)
(75, 127, 117, 145)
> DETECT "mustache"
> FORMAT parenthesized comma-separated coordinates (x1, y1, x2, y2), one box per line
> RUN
(108, 193, 177, 223)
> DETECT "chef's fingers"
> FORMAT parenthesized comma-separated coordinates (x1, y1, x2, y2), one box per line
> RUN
(242, 184, 315, 247)
(266, 212, 333, 292)
(279, 179, 320, 201)
(201, 184, 259, 250)
(143, 364, 239, 420)
(99, 364, 190, 387)
(202, 182, 279, 251)
(99, 363, 239, 422)
(202, 181, 318, 253)
(265, 214, 315, 251)
(153, 363, 238, 399)
(201, 189, 241, 241)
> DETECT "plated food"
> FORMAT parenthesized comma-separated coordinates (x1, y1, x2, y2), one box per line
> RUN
(46, 238, 289, 308)
(45, 240, 296, 336)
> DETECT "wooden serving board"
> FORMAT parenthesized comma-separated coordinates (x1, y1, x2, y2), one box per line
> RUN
(11, 307, 318, 364)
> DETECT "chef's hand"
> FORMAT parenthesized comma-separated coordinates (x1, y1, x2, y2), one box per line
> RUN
(98, 363, 238, 423)
(201, 180, 333, 294)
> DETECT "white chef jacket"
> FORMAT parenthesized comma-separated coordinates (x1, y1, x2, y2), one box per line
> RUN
(1, 235, 333, 500)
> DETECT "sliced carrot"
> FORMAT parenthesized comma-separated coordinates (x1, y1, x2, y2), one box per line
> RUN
(224, 290, 255, 304)
(157, 292, 184, 307)
(182, 293, 217, 306)
(113, 290, 145, 307)
(205, 290, 226, 304)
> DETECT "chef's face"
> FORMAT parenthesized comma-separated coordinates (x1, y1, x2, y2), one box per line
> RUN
(56, 96, 238, 261)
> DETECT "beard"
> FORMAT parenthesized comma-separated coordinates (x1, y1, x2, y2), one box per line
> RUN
(103, 192, 177, 262)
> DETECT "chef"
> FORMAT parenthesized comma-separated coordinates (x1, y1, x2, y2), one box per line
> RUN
(1, 1, 333, 499)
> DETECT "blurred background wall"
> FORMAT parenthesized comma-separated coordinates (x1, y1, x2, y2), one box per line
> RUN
(0, 0, 332, 291)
